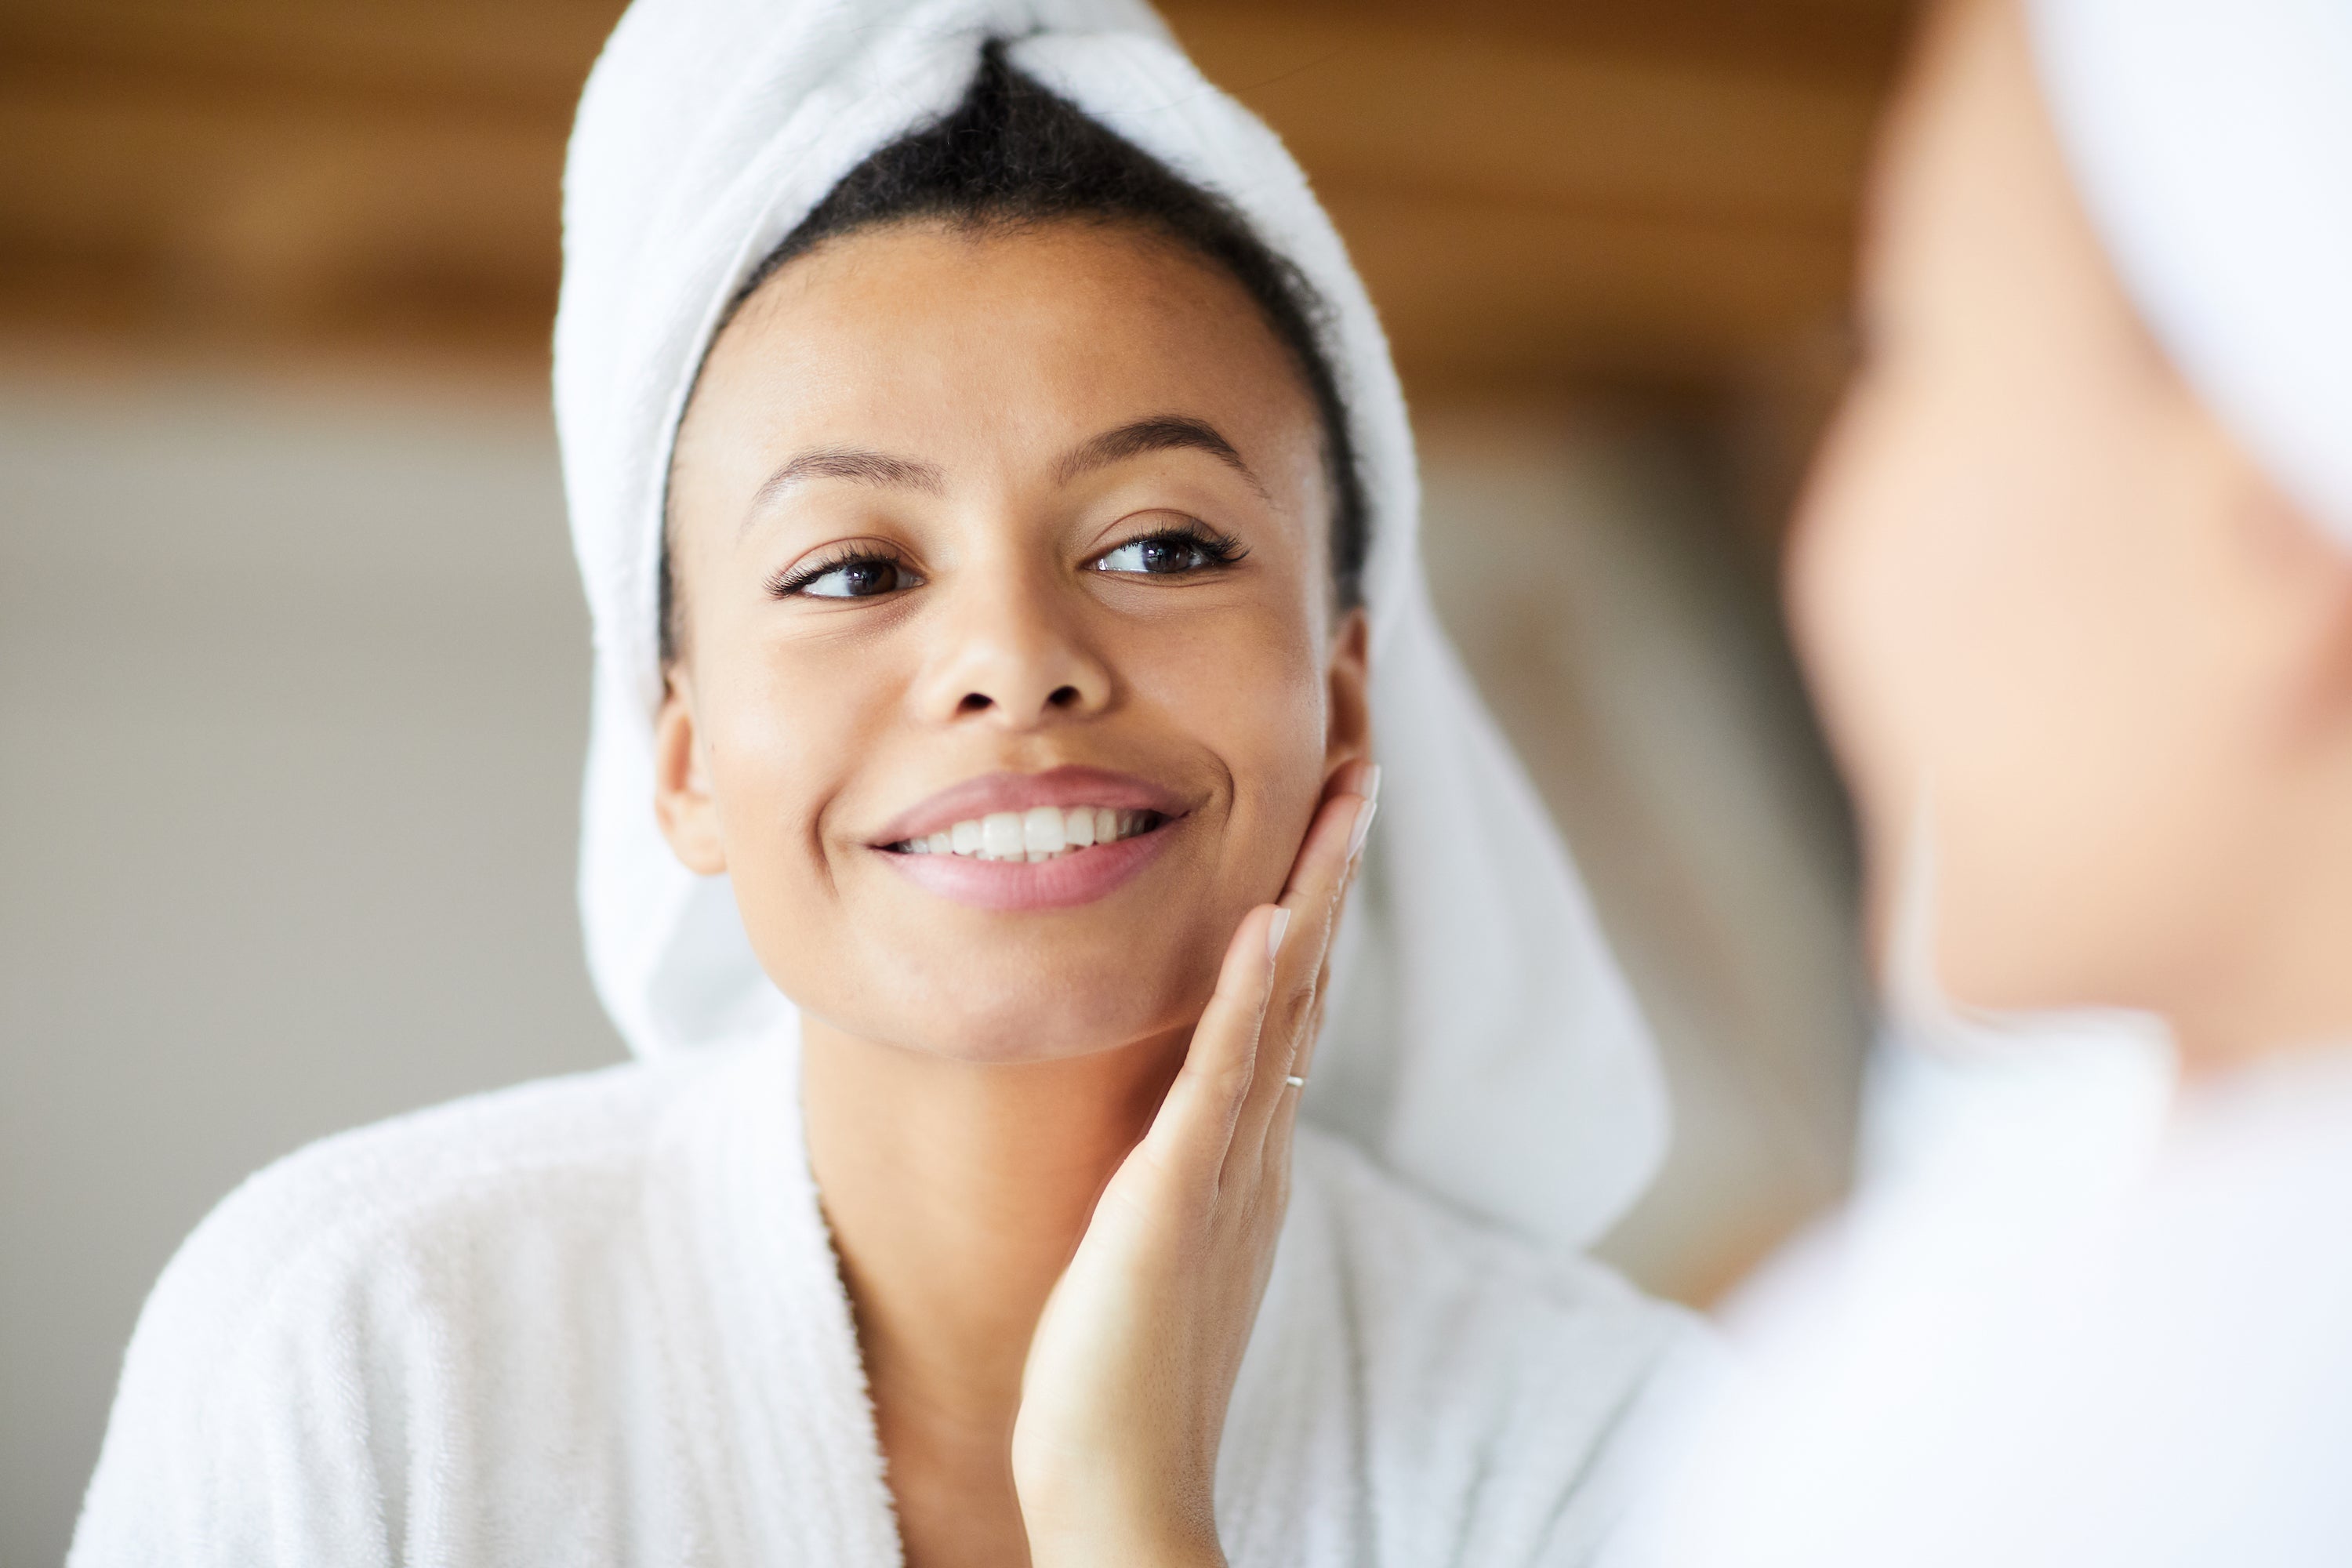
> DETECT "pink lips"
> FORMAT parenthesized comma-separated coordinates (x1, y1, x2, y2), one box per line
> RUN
(870, 764, 1188, 912)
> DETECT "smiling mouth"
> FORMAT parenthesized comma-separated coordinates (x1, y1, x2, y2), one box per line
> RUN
(889, 805, 1170, 862)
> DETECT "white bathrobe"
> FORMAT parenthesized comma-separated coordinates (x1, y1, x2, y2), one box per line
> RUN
(1646, 1031, 2352, 1568)
(70, 1035, 1706, 1566)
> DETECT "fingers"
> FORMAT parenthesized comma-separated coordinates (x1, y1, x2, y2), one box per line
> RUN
(1281, 761, 1377, 975)
(1276, 764, 1377, 1033)
(1145, 760, 1380, 1200)
(1230, 762, 1379, 1158)
(1137, 900, 1287, 1184)
(1264, 939, 1338, 1177)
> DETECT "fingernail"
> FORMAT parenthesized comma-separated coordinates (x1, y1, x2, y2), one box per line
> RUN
(1346, 797, 1379, 862)
(1266, 906, 1293, 964)
(1361, 762, 1383, 804)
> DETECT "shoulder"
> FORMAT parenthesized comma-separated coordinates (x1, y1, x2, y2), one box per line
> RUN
(147, 1055, 695, 1348)
(71, 1055, 707, 1565)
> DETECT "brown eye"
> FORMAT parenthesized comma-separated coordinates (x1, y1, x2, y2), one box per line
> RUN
(795, 555, 907, 598)
(1142, 538, 1207, 574)
(1092, 528, 1243, 577)
(1171, 539, 1226, 573)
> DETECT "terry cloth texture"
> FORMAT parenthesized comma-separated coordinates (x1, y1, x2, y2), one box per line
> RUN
(71, 1043, 1712, 1566)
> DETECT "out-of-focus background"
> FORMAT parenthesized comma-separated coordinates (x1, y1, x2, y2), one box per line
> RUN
(0, 2, 1908, 1559)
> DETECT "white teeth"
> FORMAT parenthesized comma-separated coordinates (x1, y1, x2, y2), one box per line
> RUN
(980, 811, 1026, 858)
(898, 804, 1160, 860)
(1022, 805, 1065, 855)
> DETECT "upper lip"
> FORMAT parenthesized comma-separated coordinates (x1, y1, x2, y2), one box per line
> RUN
(868, 764, 1190, 846)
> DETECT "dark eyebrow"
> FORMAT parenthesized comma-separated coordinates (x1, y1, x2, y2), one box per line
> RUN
(1053, 415, 1269, 499)
(743, 446, 947, 527)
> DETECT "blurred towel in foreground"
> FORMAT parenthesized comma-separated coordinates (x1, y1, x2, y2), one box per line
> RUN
(1642, 0, 2352, 1562)
(1654, 1023, 2352, 1566)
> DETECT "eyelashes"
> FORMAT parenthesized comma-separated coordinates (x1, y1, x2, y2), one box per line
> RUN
(1091, 518, 1249, 577)
(764, 518, 1248, 602)
(1147, 519, 1250, 564)
(764, 544, 914, 600)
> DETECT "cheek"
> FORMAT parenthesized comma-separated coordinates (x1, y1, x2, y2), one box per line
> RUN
(1791, 371, 2090, 968)
(1788, 378, 1960, 862)
(1793, 367, 2248, 1007)
(698, 629, 898, 916)
(1129, 604, 1330, 878)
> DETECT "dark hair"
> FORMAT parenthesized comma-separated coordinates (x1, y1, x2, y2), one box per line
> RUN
(659, 41, 1369, 666)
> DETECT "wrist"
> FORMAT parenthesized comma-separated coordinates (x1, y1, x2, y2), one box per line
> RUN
(1026, 1526, 1224, 1568)
(1016, 1471, 1223, 1568)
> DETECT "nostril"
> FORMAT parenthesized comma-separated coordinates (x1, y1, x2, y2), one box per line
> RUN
(957, 692, 993, 714)
(1047, 684, 1080, 709)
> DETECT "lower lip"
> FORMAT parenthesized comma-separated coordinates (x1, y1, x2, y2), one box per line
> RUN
(878, 821, 1175, 910)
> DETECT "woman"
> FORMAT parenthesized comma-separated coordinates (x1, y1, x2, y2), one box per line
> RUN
(1651, 0, 2352, 1561)
(70, 4, 1702, 1565)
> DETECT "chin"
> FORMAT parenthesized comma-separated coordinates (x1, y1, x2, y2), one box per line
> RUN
(757, 871, 1247, 1060)
(808, 958, 1213, 1064)
(1884, 857, 2131, 1019)
(988, 976, 1205, 1060)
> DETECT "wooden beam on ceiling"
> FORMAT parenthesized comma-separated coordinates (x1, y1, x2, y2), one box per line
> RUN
(1163, 5, 1882, 392)
(0, 0, 1904, 396)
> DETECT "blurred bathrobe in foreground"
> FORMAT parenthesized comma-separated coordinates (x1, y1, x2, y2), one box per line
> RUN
(1649, 3, 2352, 1564)
(66, 2, 1709, 1564)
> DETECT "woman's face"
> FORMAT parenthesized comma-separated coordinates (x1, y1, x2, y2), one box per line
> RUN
(1789, 0, 2352, 1030)
(658, 220, 1367, 1063)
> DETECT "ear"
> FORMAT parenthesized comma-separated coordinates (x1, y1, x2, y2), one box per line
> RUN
(2226, 447, 2352, 738)
(1321, 605, 1373, 784)
(652, 668, 728, 876)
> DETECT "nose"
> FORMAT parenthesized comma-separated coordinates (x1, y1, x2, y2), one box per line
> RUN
(913, 554, 1112, 728)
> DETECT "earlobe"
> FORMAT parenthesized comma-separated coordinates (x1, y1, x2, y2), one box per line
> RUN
(652, 672, 728, 876)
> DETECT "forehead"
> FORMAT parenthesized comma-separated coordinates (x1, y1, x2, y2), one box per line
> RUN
(677, 220, 1324, 500)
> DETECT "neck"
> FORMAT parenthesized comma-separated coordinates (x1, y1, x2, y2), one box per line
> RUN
(800, 1015, 1184, 1442)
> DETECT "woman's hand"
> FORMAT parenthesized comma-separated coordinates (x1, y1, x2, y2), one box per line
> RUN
(1011, 761, 1381, 1568)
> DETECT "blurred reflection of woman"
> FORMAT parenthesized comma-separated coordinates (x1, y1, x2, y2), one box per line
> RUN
(69, 5, 1707, 1566)
(1653, 1, 2352, 1563)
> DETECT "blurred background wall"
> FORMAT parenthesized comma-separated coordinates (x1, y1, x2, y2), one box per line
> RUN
(0, 2, 1909, 1560)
